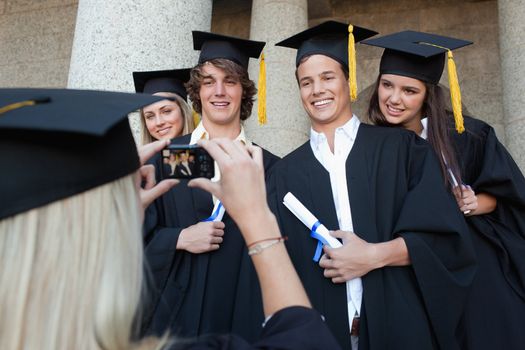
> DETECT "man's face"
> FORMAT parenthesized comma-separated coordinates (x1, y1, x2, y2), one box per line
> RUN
(199, 62, 243, 127)
(296, 54, 352, 129)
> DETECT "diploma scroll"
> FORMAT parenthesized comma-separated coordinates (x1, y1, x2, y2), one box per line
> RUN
(203, 200, 225, 222)
(283, 192, 342, 261)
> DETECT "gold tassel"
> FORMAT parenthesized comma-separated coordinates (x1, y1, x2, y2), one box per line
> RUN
(447, 50, 464, 134)
(258, 52, 267, 125)
(0, 100, 36, 115)
(348, 24, 357, 102)
(192, 108, 200, 127)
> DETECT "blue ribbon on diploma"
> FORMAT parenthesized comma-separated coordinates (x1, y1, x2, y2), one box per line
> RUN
(203, 201, 224, 222)
(310, 220, 329, 262)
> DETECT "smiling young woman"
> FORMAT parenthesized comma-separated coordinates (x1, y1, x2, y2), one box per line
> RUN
(133, 68, 195, 145)
(364, 30, 525, 350)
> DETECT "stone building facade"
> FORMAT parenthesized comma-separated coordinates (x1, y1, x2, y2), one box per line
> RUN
(1, 0, 524, 171)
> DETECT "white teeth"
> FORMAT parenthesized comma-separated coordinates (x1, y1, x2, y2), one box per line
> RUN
(212, 102, 229, 106)
(313, 99, 332, 107)
(388, 105, 403, 112)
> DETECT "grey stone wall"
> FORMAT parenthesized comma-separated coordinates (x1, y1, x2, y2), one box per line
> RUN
(0, 0, 78, 88)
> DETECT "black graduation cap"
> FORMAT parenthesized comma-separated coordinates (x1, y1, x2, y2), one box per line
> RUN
(361, 30, 472, 84)
(276, 20, 377, 67)
(0, 88, 163, 220)
(192, 30, 269, 125)
(133, 68, 191, 100)
(361, 30, 472, 133)
(192, 31, 265, 69)
(275, 20, 378, 101)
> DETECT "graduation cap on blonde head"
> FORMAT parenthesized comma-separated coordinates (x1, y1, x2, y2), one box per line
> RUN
(133, 68, 191, 100)
(361, 31, 472, 133)
(0, 88, 164, 220)
(192, 31, 268, 124)
(275, 21, 378, 101)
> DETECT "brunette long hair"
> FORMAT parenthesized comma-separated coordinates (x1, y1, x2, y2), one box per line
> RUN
(367, 74, 462, 191)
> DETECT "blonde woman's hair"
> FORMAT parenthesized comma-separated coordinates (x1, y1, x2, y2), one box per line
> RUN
(0, 174, 167, 350)
(140, 93, 195, 145)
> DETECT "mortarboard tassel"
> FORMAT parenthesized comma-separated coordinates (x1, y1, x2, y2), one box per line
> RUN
(0, 98, 49, 115)
(258, 52, 267, 125)
(192, 108, 201, 127)
(348, 24, 357, 102)
(447, 50, 464, 133)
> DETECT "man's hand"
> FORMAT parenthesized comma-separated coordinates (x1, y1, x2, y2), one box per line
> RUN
(177, 221, 225, 253)
(319, 230, 379, 283)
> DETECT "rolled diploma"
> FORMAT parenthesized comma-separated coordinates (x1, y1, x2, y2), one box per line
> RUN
(283, 192, 342, 248)
(211, 200, 225, 222)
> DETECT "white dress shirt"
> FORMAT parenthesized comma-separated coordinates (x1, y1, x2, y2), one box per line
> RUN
(310, 115, 363, 329)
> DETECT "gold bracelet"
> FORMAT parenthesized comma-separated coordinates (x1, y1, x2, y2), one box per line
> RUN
(248, 237, 287, 256)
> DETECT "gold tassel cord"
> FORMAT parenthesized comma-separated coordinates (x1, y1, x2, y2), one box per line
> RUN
(258, 52, 267, 125)
(348, 24, 357, 102)
(192, 108, 201, 127)
(447, 51, 465, 133)
(418, 42, 465, 134)
(0, 100, 37, 115)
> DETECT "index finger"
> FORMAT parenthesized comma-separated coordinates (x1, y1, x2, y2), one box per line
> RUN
(197, 139, 233, 169)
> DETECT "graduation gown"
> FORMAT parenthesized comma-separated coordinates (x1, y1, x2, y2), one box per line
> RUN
(169, 307, 342, 350)
(267, 124, 476, 350)
(143, 134, 280, 342)
(450, 116, 525, 350)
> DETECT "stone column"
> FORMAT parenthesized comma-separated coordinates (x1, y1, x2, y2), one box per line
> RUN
(498, 0, 525, 172)
(246, 0, 309, 157)
(67, 0, 212, 137)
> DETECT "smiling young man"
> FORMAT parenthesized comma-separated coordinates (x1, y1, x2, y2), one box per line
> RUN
(270, 21, 476, 350)
(143, 31, 279, 341)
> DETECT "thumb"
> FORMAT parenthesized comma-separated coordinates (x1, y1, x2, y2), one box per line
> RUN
(329, 230, 349, 239)
(141, 179, 178, 209)
(188, 178, 221, 198)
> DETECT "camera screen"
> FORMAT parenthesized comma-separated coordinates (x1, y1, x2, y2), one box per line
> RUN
(160, 146, 214, 179)
(161, 149, 197, 178)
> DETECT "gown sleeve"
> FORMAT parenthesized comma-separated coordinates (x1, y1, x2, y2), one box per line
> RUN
(394, 135, 477, 350)
(169, 306, 341, 350)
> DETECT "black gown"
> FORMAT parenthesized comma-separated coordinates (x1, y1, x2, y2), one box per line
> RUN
(169, 306, 342, 350)
(143, 134, 280, 342)
(451, 116, 525, 350)
(267, 124, 476, 350)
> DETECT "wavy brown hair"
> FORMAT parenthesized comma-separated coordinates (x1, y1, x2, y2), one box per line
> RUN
(186, 58, 256, 121)
(368, 74, 462, 191)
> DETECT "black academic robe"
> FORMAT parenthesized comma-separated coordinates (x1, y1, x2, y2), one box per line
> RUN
(169, 306, 342, 350)
(450, 116, 525, 350)
(143, 134, 280, 342)
(267, 124, 476, 350)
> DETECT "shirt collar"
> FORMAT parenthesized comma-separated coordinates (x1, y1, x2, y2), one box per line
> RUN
(310, 115, 361, 151)
(189, 121, 250, 145)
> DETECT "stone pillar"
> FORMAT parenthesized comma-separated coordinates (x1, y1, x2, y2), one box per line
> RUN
(246, 0, 309, 157)
(67, 0, 212, 137)
(498, 0, 525, 172)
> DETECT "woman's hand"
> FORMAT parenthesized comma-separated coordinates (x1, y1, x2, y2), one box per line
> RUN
(137, 139, 179, 210)
(188, 139, 273, 242)
(454, 185, 478, 215)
